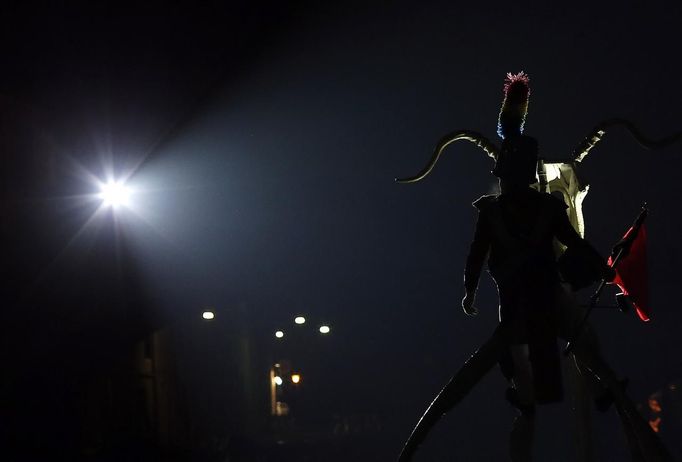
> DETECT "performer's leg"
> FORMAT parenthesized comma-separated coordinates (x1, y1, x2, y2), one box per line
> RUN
(510, 344, 534, 404)
(571, 344, 673, 462)
(398, 326, 508, 462)
(614, 400, 647, 462)
(509, 344, 535, 462)
(556, 283, 609, 400)
(556, 284, 655, 461)
(564, 354, 595, 462)
(510, 410, 535, 462)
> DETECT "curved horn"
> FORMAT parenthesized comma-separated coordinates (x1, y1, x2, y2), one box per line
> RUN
(396, 130, 499, 184)
(574, 118, 682, 163)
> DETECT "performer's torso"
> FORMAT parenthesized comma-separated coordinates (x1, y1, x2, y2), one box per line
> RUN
(478, 189, 563, 323)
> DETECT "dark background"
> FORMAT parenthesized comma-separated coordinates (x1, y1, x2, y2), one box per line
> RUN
(2, 1, 681, 460)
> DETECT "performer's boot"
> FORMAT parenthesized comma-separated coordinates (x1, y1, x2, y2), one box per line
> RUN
(397, 326, 508, 461)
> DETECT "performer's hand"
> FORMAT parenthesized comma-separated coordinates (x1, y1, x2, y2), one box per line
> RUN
(461, 292, 478, 316)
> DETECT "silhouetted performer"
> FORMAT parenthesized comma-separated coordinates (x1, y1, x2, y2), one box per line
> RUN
(396, 72, 677, 462)
(461, 133, 612, 460)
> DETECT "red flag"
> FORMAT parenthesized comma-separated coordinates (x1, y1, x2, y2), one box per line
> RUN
(608, 224, 650, 322)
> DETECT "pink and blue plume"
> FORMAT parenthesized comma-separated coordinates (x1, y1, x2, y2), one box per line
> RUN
(497, 71, 530, 139)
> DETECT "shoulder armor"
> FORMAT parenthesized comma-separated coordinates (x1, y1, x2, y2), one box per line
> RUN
(472, 194, 498, 211)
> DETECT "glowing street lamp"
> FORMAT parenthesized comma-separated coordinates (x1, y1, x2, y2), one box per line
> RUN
(274, 376, 283, 386)
(202, 310, 215, 320)
(319, 325, 331, 334)
(99, 180, 131, 208)
(291, 374, 301, 384)
(294, 316, 306, 325)
(275, 330, 284, 339)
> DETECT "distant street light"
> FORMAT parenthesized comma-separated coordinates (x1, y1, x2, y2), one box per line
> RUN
(99, 180, 131, 208)
(202, 311, 215, 320)
(294, 316, 306, 325)
(291, 374, 301, 384)
(274, 376, 283, 386)
(319, 325, 331, 334)
(275, 330, 284, 339)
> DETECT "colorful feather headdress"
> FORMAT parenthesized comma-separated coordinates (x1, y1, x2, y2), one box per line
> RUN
(497, 71, 530, 139)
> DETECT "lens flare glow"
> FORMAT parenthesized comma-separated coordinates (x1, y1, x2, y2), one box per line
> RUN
(99, 181, 131, 208)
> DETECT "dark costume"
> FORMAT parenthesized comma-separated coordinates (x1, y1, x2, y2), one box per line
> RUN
(465, 187, 608, 404)
(396, 72, 677, 462)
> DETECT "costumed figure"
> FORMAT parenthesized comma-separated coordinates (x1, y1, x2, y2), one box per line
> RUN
(397, 72, 681, 461)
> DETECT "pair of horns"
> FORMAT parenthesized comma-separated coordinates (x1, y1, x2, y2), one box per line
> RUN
(397, 119, 682, 183)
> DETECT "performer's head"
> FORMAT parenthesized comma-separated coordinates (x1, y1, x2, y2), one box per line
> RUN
(492, 134, 538, 187)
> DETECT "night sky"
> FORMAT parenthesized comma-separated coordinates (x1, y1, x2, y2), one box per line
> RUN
(2, 1, 681, 460)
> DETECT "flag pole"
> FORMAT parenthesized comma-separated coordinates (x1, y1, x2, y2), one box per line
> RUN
(564, 204, 648, 355)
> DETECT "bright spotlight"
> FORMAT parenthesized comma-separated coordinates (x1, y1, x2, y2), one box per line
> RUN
(294, 316, 306, 325)
(202, 311, 215, 320)
(274, 376, 283, 386)
(319, 325, 331, 334)
(291, 374, 301, 384)
(99, 180, 131, 208)
(275, 330, 284, 339)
